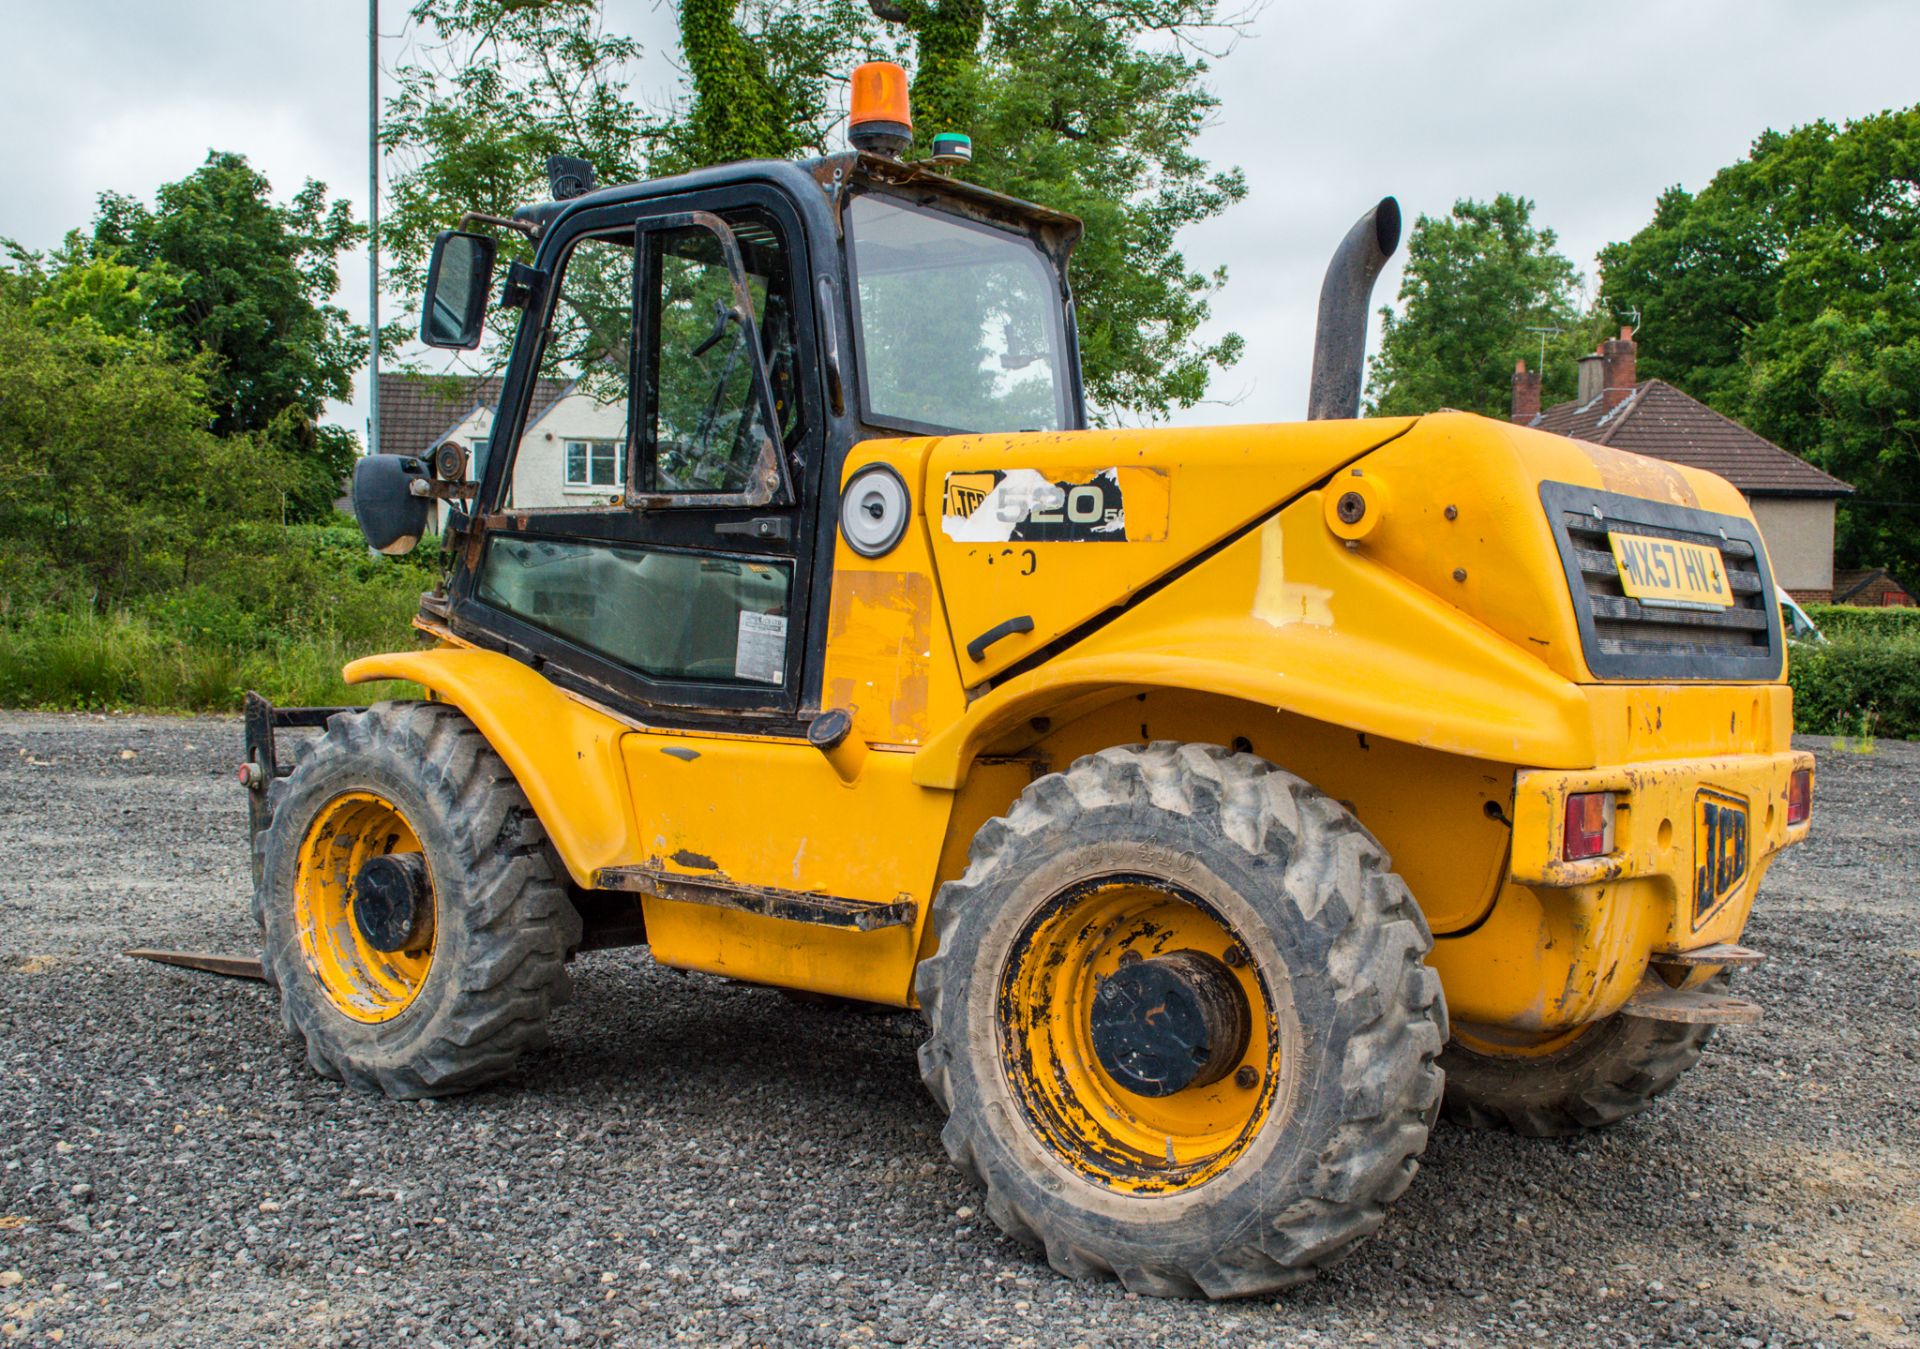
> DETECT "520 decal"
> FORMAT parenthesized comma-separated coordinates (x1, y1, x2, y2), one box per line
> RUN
(941, 467, 1169, 544)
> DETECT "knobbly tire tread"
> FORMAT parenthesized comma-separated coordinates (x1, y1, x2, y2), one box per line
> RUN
(1438, 994, 1720, 1137)
(253, 701, 580, 1099)
(916, 742, 1448, 1299)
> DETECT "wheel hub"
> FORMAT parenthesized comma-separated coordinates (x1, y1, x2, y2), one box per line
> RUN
(351, 852, 431, 953)
(1089, 949, 1251, 1097)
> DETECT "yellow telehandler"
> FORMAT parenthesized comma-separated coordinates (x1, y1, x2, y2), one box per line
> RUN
(243, 62, 1813, 1298)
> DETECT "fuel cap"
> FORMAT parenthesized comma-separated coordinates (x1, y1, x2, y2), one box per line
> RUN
(840, 463, 910, 558)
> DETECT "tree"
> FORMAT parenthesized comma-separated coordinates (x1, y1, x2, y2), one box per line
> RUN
(383, 0, 1247, 421)
(86, 152, 364, 518)
(1365, 195, 1587, 419)
(1601, 107, 1920, 578)
(0, 267, 292, 606)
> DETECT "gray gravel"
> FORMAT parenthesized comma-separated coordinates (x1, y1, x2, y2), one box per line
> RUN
(1, 710, 1916, 1347)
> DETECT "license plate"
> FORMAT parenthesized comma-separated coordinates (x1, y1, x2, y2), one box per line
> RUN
(1693, 788, 1749, 927)
(1609, 532, 1734, 608)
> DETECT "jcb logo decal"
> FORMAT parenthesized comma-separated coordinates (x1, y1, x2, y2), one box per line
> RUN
(939, 467, 1169, 544)
(944, 473, 996, 520)
(1693, 788, 1749, 927)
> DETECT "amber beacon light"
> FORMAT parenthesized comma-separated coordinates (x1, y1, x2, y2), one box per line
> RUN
(849, 61, 912, 158)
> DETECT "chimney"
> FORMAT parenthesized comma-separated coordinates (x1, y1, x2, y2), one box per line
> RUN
(1577, 350, 1606, 403)
(1510, 358, 1541, 424)
(1601, 326, 1637, 410)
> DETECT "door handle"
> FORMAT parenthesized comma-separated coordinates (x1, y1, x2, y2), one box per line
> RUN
(966, 614, 1035, 663)
(714, 517, 792, 541)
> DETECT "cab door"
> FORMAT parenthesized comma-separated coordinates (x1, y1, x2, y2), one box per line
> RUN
(454, 184, 822, 723)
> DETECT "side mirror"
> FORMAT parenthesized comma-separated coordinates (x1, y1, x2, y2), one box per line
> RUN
(353, 454, 432, 555)
(421, 230, 497, 349)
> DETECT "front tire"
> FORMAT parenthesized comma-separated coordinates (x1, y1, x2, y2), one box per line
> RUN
(916, 743, 1447, 1299)
(253, 702, 580, 1099)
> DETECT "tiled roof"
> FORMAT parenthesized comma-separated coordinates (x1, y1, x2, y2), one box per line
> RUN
(1532, 379, 1851, 498)
(376, 373, 568, 458)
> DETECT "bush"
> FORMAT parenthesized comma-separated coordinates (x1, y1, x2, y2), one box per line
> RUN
(1803, 603, 1920, 640)
(1788, 628, 1920, 740)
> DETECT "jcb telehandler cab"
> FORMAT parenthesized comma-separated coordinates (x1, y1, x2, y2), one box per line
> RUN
(245, 62, 1813, 1298)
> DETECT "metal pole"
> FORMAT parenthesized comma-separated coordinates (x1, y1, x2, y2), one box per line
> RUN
(367, 0, 381, 454)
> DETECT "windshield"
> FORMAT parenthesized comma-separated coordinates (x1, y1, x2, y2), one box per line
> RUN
(847, 193, 1071, 433)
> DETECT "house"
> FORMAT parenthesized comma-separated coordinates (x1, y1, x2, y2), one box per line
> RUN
(1511, 331, 1853, 601)
(374, 371, 626, 523)
(1832, 567, 1914, 608)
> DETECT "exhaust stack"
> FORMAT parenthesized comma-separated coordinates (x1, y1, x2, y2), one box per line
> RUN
(1306, 197, 1402, 421)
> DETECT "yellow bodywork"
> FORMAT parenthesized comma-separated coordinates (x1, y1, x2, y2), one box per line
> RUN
(346, 410, 1810, 1034)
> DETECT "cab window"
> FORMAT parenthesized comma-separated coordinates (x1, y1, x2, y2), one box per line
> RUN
(847, 193, 1070, 434)
(641, 212, 799, 496)
(503, 232, 634, 510)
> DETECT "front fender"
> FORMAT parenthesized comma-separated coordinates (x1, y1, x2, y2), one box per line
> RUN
(343, 647, 638, 888)
(913, 491, 1595, 789)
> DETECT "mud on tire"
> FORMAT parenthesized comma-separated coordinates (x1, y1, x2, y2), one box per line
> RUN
(915, 743, 1448, 1299)
(253, 701, 580, 1099)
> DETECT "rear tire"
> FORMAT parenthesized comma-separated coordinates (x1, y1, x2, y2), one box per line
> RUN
(916, 743, 1447, 1299)
(253, 701, 580, 1099)
(1439, 998, 1719, 1137)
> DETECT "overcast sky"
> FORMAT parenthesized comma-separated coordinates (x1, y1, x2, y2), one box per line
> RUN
(4, 1, 1913, 435)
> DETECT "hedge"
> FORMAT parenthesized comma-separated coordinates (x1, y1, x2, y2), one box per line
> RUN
(1788, 628, 1920, 740)
(1803, 603, 1920, 640)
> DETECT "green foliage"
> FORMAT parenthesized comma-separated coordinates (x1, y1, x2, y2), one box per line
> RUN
(0, 269, 435, 714)
(384, 0, 1246, 422)
(90, 153, 364, 425)
(1787, 628, 1920, 741)
(1600, 107, 1920, 580)
(76, 151, 365, 519)
(383, 0, 648, 327)
(1365, 195, 1591, 418)
(0, 285, 294, 606)
(1802, 602, 1920, 640)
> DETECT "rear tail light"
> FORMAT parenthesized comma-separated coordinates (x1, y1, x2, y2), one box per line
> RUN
(1787, 768, 1812, 826)
(1563, 791, 1616, 860)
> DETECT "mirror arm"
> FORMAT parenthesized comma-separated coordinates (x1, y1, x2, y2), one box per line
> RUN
(459, 210, 541, 241)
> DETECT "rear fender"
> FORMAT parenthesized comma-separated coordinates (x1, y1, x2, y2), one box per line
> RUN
(914, 491, 1594, 789)
(343, 648, 638, 888)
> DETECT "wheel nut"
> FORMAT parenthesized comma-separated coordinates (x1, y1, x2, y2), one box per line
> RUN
(1235, 1065, 1259, 1090)
(1222, 945, 1247, 968)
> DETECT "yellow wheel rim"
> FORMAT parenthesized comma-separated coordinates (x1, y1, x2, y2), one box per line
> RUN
(997, 875, 1284, 1195)
(294, 791, 437, 1024)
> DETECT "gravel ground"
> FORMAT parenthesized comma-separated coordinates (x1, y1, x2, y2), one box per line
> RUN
(0, 711, 1915, 1347)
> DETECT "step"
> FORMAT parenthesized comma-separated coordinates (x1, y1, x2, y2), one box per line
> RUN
(1621, 974, 1763, 1025)
(1650, 941, 1767, 969)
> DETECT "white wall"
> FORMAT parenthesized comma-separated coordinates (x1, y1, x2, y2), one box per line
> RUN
(1748, 496, 1836, 599)
(505, 390, 630, 510)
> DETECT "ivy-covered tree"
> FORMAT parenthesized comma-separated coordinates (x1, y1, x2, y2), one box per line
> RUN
(1364, 195, 1588, 419)
(1600, 107, 1920, 579)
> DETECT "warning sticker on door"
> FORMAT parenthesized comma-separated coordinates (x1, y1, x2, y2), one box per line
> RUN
(734, 610, 786, 685)
(940, 468, 1170, 543)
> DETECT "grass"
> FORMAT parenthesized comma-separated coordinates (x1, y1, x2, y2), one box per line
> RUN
(0, 609, 425, 712)
(0, 522, 437, 714)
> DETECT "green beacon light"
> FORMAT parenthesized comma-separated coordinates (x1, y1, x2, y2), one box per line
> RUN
(929, 132, 973, 167)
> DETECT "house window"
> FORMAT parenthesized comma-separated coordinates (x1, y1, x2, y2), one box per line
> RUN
(565, 439, 624, 489)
